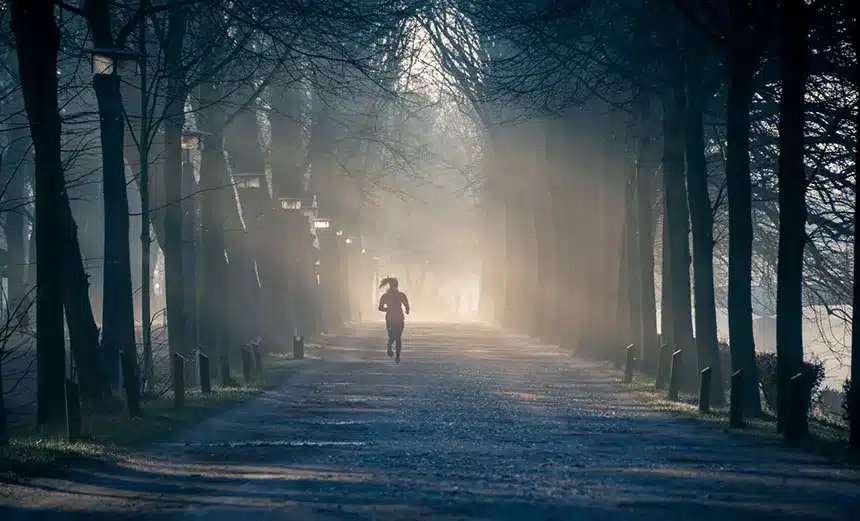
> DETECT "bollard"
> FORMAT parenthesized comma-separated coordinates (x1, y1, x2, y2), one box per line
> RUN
(241, 346, 252, 384)
(293, 335, 305, 360)
(623, 344, 635, 384)
(173, 353, 186, 409)
(198, 352, 211, 394)
(785, 372, 808, 444)
(64, 379, 82, 442)
(668, 349, 683, 401)
(252, 342, 263, 377)
(699, 367, 712, 414)
(729, 369, 744, 428)
(656, 344, 670, 390)
(219, 355, 231, 386)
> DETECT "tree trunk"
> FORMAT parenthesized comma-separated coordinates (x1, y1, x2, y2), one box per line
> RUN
(86, 0, 140, 414)
(93, 75, 139, 398)
(60, 191, 109, 403)
(1, 88, 33, 326)
(684, 59, 725, 405)
(660, 203, 672, 350)
(307, 103, 342, 330)
(533, 154, 554, 339)
(625, 169, 643, 353)
(775, 0, 809, 436)
(181, 161, 199, 351)
(0, 353, 6, 445)
(163, 6, 189, 360)
(617, 180, 634, 356)
(225, 101, 268, 341)
(137, 17, 154, 392)
(196, 80, 230, 368)
(268, 83, 305, 342)
(662, 80, 696, 386)
(850, 0, 860, 451)
(635, 99, 659, 375)
(725, 21, 763, 416)
(11, 0, 66, 425)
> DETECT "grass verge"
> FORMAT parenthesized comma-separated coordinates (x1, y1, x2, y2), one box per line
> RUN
(0, 352, 310, 482)
(601, 363, 858, 467)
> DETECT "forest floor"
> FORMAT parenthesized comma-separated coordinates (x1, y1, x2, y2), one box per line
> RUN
(0, 322, 858, 520)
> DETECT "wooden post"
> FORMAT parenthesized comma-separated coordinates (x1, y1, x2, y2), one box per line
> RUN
(198, 352, 211, 394)
(173, 353, 185, 409)
(252, 342, 263, 377)
(785, 372, 807, 444)
(656, 343, 670, 389)
(668, 349, 683, 401)
(64, 379, 82, 442)
(241, 346, 252, 384)
(730, 369, 744, 428)
(623, 344, 635, 383)
(699, 367, 712, 414)
(293, 335, 305, 360)
(219, 355, 231, 386)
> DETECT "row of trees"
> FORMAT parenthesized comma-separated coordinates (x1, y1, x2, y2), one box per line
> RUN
(1, 0, 457, 439)
(1, 0, 856, 454)
(461, 0, 857, 447)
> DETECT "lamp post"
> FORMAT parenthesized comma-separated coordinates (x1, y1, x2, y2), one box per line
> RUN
(278, 196, 304, 342)
(344, 237, 361, 321)
(313, 217, 342, 331)
(85, 47, 143, 410)
(304, 208, 323, 335)
(132, 22, 157, 395)
(230, 171, 266, 343)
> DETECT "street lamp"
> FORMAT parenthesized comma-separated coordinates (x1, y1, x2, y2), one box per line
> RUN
(336, 230, 343, 237)
(345, 236, 355, 245)
(181, 129, 211, 162)
(312, 217, 331, 230)
(279, 197, 302, 211)
(233, 172, 263, 189)
(86, 47, 142, 76)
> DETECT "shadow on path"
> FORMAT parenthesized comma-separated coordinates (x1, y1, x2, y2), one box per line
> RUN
(1, 322, 858, 521)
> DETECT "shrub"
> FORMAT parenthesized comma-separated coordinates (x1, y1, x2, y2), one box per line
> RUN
(755, 352, 825, 414)
(816, 387, 844, 419)
(843, 379, 853, 423)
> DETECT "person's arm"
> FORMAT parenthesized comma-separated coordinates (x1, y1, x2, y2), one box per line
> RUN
(402, 293, 410, 315)
(378, 294, 387, 312)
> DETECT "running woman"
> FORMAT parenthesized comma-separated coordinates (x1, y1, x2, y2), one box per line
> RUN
(378, 277, 410, 363)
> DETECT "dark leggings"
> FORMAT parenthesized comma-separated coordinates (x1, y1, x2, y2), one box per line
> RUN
(386, 317, 404, 354)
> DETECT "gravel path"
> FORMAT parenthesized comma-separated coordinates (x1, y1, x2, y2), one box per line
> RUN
(2, 322, 858, 520)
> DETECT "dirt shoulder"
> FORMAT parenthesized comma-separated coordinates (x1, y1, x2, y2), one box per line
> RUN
(0, 350, 321, 484)
(601, 362, 859, 468)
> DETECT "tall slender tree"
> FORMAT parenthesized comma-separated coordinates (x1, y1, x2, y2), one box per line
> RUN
(10, 0, 67, 425)
(847, 0, 859, 450)
(775, 0, 811, 441)
(684, 49, 725, 405)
